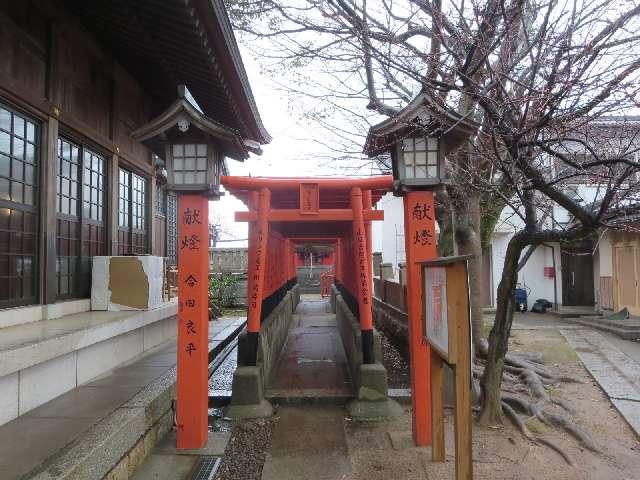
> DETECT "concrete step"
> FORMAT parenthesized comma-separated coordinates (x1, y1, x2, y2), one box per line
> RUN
(0, 317, 247, 480)
(266, 389, 354, 405)
(554, 311, 602, 318)
(563, 317, 640, 340)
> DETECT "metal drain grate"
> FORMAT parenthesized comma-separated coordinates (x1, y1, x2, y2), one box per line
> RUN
(191, 456, 221, 480)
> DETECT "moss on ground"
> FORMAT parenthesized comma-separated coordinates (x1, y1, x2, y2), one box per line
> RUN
(526, 418, 547, 434)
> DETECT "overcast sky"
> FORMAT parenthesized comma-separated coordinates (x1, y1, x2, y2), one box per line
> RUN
(211, 45, 373, 246)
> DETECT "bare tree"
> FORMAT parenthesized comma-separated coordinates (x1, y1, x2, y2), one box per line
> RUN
(225, 0, 640, 458)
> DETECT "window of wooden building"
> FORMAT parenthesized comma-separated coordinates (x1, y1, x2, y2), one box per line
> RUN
(118, 168, 148, 255)
(0, 104, 38, 307)
(166, 192, 177, 266)
(56, 138, 106, 299)
(154, 182, 167, 258)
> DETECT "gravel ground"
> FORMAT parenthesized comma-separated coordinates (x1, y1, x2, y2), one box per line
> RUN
(213, 418, 278, 480)
(380, 335, 410, 388)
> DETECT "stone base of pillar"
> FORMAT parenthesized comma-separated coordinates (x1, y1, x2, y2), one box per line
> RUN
(224, 366, 274, 419)
(346, 363, 403, 421)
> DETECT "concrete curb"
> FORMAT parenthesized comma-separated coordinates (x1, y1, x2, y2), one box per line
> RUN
(28, 366, 177, 480)
(560, 329, 640, 439)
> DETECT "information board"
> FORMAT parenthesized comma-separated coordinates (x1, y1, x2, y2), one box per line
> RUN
(424, 266, 448, 357)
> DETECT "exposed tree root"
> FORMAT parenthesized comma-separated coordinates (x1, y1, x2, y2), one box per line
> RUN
(537, 438, 576, 467)
(476, 338, 599, 465)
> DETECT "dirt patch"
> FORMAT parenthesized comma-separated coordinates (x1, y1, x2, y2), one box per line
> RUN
(344, 328, 640, 479)
(213, 418, 277, 480)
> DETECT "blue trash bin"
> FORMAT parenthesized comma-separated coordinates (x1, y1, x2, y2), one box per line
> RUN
(514, 284, 529, 312)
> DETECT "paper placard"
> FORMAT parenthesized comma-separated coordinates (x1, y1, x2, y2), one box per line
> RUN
(424, 266, 448, 357)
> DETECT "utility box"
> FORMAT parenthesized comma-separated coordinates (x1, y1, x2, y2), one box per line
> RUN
(91, 256, 164, 311)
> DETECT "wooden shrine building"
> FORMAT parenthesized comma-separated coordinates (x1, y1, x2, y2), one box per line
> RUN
(0, 0, 269, 309)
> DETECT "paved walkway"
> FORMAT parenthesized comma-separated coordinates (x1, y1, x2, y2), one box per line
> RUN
(0, 316, 244, 480)
(261, 297, 352, 479)
(262, 405, 350, 480)
(560, 328, 640, 438)
(267, 296, 353, 401)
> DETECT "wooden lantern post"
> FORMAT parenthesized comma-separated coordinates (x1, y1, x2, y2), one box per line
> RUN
(403, 191, 438, 445)
(130, 85, 262, 450)
(176, 195, 210, 449)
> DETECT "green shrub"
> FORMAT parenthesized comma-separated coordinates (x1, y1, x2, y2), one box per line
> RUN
(209, 273, 240, 318)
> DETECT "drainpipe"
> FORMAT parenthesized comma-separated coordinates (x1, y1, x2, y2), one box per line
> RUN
(543, 243, 558, 311)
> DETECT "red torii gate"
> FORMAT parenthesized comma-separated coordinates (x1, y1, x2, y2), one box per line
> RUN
(221, 176, 391, 366)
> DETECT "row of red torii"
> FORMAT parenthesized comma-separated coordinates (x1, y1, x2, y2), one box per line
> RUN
(175, 175, 437, 452)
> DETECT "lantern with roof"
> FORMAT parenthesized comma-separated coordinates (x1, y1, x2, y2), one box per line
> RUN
(363, 92, 477, 193)
(132, 85, 262, 197)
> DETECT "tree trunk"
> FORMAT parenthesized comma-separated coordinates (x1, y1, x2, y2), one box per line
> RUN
(478, 234, 525, 425)
(435, 189, 455, 257)
(455, 193, 485, 352)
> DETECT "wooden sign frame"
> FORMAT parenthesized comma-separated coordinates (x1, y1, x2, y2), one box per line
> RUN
(420, 255, 473, 480)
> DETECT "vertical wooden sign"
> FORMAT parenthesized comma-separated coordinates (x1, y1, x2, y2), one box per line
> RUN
(403, 190, 437, 446)
(176, 194, 209, 449)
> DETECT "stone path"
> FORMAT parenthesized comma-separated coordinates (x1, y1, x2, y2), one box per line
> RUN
(262, 297, 353, 479)
(267, 297, 353, 402)
(261, 405, 350, 480)
(560, 328, 640, 438)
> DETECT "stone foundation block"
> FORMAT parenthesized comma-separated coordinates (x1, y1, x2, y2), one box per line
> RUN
(348, 362, 402, 421)
(225, 366, 273, 419)
(230, 366, 263, 405)
(357, 363, 388, 401)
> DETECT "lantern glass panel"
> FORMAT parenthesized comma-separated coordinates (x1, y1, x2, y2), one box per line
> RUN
(398, 136, 440, 182)
(404, 165, 413, 178)
(171, 143, 209, 186)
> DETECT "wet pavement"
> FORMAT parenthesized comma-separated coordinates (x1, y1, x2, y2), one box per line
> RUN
(267, 297, 353, 402)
